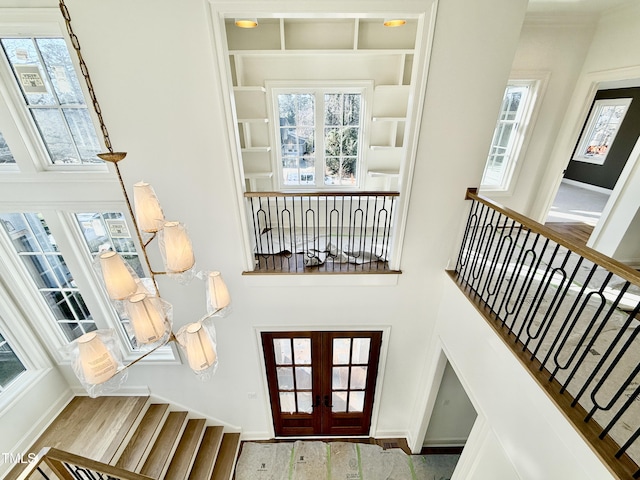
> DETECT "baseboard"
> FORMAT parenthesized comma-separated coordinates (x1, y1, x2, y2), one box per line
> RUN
(561, 178, 613, 195)
(70, 385, 151, 397)
(149, 393, 242, 432)
(237, 431, 273, 441)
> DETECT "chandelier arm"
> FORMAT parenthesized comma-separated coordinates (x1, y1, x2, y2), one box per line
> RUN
(121, 332, 177, 370)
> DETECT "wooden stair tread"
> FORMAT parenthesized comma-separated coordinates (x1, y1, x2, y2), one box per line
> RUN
(4, 396, 149, 480)
(211, 433, 241, 480)
(189, 426, 225, 480)
(114, 403, 170, 472)
(140, 411, 188, 479)
(164, 418, 207, 480)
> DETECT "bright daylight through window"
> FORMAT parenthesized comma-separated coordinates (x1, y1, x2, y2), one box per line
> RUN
(0, 37, 101, 165)
(0, 331, 25, 393)
(0, 213, 96, 342)
(481, 82, 534, 191)
(276, 90, 362, 188)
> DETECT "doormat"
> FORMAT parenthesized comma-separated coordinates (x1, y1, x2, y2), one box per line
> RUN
(234, 441, 460, 480)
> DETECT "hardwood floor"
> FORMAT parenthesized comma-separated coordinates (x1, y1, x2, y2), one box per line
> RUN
(239, 437, 411, 455)
(544, 222, 594, 246)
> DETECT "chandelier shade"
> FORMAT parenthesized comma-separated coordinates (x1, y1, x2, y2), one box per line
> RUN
(99, 251, 139, 300)
(179, 322, 217, 372)
(133, 181, 165, 233)
(77, 331, 119, 385)
(160, 221, 196, 274)
(125, 293, 170, 345)
(207, 271, 231, 313)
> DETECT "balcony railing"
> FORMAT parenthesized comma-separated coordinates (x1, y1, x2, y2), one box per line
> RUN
(15, 447, 152, 480)
(244, 191, 400, 273)
(452, 188, 640, 479)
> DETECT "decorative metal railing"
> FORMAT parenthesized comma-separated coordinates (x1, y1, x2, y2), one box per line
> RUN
(244, 191, 400, 273)
(14, 447, 152, 480)
(453, 188, 640, 479)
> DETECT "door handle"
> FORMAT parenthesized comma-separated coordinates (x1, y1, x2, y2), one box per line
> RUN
(313, 395, 321, 408)
(324, 395, 332, 408)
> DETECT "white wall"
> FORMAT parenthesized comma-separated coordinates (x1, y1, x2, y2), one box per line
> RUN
(423, 361, 476, 447)
(482, 15, 596, 216)
(0, 368, 71, 477)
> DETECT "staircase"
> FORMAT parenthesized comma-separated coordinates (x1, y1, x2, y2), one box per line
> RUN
(5, 396, 241, 480)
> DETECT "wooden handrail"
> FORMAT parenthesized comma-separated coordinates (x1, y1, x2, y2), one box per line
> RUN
(465, 187, 640, 288)
(15, 447, 154, 480)
(244, 190, 400, 198)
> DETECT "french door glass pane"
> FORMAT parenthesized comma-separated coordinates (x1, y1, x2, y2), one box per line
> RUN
(349, 392, 365, 412)
(295, 366, 312, 389)
(277, 366, 294, 390)
(350, 366, 368, 390)
(333, 338, 350, 364)
(273, 338, 292, 365)
(332, 392, 347, 413)
(280, 392, 296, 413)
(352, 338, 370, 363)
(293, 338, 311, 364)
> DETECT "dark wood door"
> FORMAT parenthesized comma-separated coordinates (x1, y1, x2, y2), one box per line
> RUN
(261, 331, 382, 436)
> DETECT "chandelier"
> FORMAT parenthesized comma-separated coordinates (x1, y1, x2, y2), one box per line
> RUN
(58, 1, 231, 397)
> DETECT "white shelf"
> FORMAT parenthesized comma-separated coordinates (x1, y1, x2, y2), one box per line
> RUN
(237, 118, 269, 124)
(369, 145, 402, 151)
(372, 117, 406, 122)
(241, 147, 271, 153)
(234, 86, 266, 92)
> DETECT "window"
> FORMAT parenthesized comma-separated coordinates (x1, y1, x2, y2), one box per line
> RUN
(274, 88, 363, 188)
(0, 37, 102, 166)
(0, 330, 26, 393)
(572, 98, 632, 165)
(0, 213, 96, 341)
(481, 80, 537, 191)
(0, 131, 15, 164)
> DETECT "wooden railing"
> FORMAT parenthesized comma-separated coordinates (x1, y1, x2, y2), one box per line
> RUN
(15, 447, 152, 480)
(244, 191, 400, 273)
(452, 188, 640, 479)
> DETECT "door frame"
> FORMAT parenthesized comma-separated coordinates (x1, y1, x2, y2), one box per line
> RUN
(254, 325, 391, 439)
(534, 65, 640, 225)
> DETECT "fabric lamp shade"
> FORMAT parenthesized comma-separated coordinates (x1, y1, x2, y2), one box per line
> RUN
(133, 182, 165, 233)
(77, 332, 119, 384)
(99, 251, 138, 300)
(125, 293, 166, 344)
(183, 323, 217, 372)
(207, 271, 231, 311)
(162, 222, 195, 273)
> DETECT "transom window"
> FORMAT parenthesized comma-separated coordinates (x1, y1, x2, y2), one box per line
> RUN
(0, 212, 96, 342)
(0, 330, 26, 393)
(0, 37, 102, 166)
(274, 88, 364, 188)
(481, 80, 537, 191)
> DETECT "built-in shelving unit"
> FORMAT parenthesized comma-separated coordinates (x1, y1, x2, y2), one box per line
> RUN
(225, 17, 420, 191)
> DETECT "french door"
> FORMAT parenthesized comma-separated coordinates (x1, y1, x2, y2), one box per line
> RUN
(261, 330, 382, 436)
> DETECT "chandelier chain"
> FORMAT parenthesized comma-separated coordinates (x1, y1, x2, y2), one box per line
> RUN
(59, 0, 113, 153)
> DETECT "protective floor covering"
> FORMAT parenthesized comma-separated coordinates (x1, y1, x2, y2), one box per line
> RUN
(234, 441, 459, 480)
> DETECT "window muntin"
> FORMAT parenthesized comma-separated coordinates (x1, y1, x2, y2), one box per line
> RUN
(0, 37, 102, 165)
(0, 131, 15, 164)
(481, 83, 533, 190)
(75, 212, 144, 277)
(275, 88, 363, 188)
(0, 213, 96, 342)
(0, 331, 26, 392)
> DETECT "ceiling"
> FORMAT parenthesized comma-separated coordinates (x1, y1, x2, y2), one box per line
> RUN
(527, 0, 636, 14)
